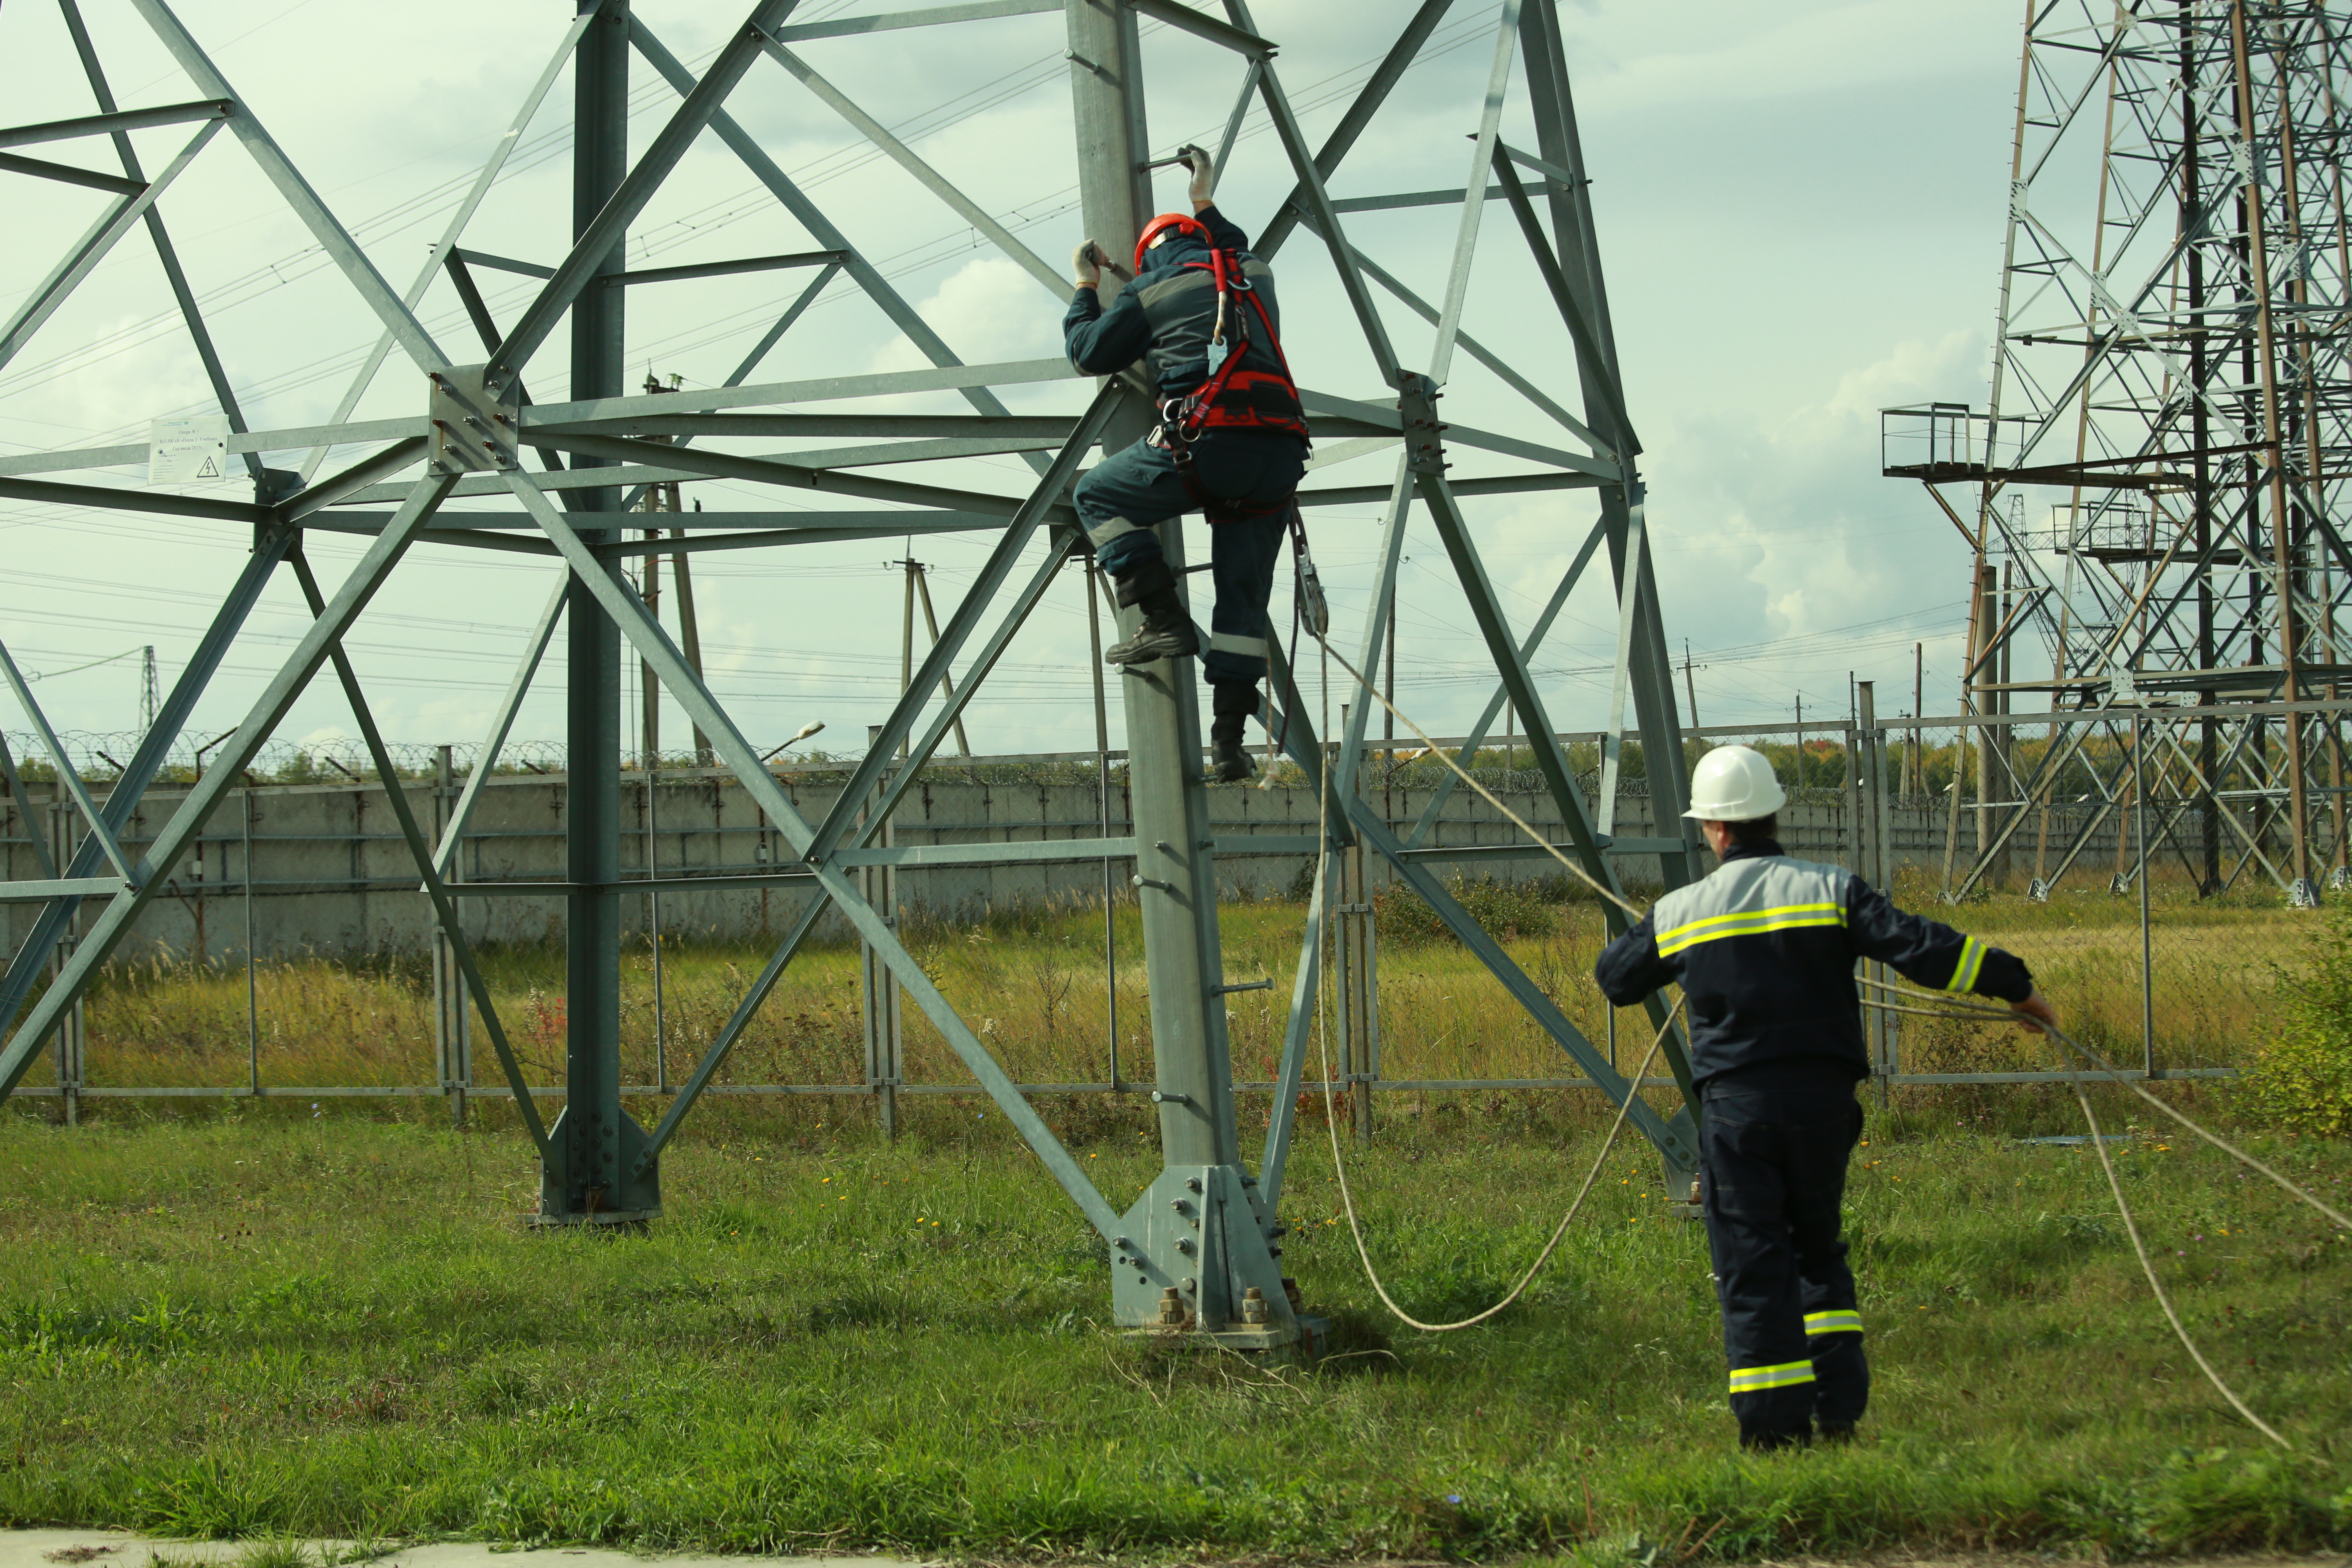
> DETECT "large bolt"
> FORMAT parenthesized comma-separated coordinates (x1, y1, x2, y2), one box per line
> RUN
(1241, 1285, 1267, 1325)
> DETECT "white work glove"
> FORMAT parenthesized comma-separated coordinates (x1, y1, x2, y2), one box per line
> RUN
(1185, 145, 1215, 208)
(1072, 240, 1103, 290)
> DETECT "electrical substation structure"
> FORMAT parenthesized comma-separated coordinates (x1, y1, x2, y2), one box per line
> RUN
(0, 0, 1701, 1353)
(1884, 0, 2352, 905)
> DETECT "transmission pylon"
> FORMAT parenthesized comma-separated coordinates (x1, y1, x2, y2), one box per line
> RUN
(1884, 0, 2352, 904)
(1, 0, 1702, 1350)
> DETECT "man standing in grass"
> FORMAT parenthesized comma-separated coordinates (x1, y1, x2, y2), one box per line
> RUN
(1595, 744, 2058, 1451)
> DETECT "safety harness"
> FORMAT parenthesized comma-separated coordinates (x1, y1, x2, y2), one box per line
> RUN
(1144, 221, 1310, 518)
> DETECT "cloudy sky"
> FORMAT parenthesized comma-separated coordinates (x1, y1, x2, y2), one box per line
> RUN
(0, 0, 2025, 767)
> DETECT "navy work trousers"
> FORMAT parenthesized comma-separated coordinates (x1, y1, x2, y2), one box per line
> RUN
(1072, 430, 1302, 685)
(1698, 1083, 1869, 1445)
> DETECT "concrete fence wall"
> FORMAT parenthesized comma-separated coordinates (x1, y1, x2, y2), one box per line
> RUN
(2, 768, 2134, 965)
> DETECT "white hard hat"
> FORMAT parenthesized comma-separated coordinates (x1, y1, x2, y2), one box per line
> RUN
(1683, 744, 1787, 821)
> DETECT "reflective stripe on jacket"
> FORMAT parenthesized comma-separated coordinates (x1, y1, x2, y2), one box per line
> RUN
(1593, 840, 2033, 1091)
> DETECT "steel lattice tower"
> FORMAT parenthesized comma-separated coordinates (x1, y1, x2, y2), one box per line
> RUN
(1886, 0, 2352, 903)
(1, 0, 1703, 1349)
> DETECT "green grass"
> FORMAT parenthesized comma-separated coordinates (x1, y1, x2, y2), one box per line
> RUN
(0, 1110, 2346, 1559)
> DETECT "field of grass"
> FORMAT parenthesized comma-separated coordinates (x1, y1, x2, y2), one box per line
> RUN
(0, 1105, 2346, 1559)
(27, 881, 2314, 1151)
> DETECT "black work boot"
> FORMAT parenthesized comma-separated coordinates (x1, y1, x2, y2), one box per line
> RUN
(1102, 557, 1200, 666)
(1208, 679, 1259, 783)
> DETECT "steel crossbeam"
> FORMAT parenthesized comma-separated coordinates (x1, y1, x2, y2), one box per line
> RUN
(3, 0, 1705, 1337)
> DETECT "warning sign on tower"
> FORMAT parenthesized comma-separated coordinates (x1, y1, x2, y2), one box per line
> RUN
(147, 414, 232, 485)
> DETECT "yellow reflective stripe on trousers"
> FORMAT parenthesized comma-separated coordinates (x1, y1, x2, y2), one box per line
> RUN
(1804, 1309, 1863, 1336)
(1657, 902, 1845, 957)
(1943, 935, 1986, 993)
(1208, 631, 1265, 656)
(1726, 1359, 1816, 1394)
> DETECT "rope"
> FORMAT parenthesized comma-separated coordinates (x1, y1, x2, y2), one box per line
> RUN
(1305, 631, 1684, 1330)
(1851, 973, 2344, 1449)
(1311, 635, 1642, 920)
(1293, 632, 2334, 1428)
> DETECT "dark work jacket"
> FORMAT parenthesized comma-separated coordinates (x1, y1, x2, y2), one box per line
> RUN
(1593, 841, 2034, 1094)
(1063, 205, 1304, 447)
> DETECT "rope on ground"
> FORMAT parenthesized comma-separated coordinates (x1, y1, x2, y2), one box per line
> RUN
(1853, 976, 2350, 1231)
(1851, 972, 2339, 1449)
(1305, 632, 1682, 1331)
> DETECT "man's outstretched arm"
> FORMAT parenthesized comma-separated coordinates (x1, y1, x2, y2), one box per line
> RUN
(1846, 880, 2054, 1031)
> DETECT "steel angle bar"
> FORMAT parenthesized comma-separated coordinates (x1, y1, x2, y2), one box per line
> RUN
(603, 249, 843, 288)
(1256, 0, 1453, 258)
(773, 0, 1060, 41)
(1592, 491, 1649, 837)
(1331, 456, 1414, 802)
(0, 98, 230, 149)
(489, 0, 800, 391)
(0, 644, 138, 883)
(0, 475, 457, 1099)
(1413, 472, 1626, 902)
(433, 575, 568, 876)
(451, 248, 556, 280)
(0, 732, 57, 881)
(1406, 515, 1607, 845)
(522, 356, 1077, 425)
(1257, 831, 1329, 1212)
(1490, 149, 1637, 453)
(718, 261, 842, 390)
(634, 887, 835, 1170)
(1260, 639, 1692, 1167)
(0, 474, 267, 523)
(285, 553, 548, 1155)
(593, 517, 1003, 556)
(1293, 220, 1604, 452)
(0, 118, 220, 373)
(442, 254, 566, 471)
(300, 11, 590, 481)
(521, 429, 1069, 519)
(1425, 0, 1523, 386)
(1298, 471, 1594, 508)
(1211, 59, 1262, 185)
(853, 537, 1087, 838)
(1129, 0, 1272, 56)
(276, 439, 427, 522)
(805, 384, 1124, 859)
(0, 530, 292, 1048)
(638, 17, 1059, 474)
(577, 412, 1076, 440)
(0, 151, 144, 196)
(58, 0, 259, 479)
(763, 41, 1068, 297)
(1221, 0, 1402, 385)
(131, 0, 447, 375)
(0, 879, 125, 903)
(1298, 388, 1613, 477)
(501, 468, 1122, 1237)
(1497, 139, 1577, 188)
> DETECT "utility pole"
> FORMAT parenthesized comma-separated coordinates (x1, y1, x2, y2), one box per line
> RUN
(1682, 638, 1700, 728)
(1067, 0, 1296, 1349)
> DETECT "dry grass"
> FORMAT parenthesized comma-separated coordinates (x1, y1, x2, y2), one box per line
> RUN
(27, 881, 2315, 1143)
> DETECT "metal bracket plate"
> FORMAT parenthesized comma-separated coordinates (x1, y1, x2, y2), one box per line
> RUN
(428, 363, 521, 474)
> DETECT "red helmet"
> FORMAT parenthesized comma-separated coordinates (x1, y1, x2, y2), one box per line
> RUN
(1134, 212, 1207, 274)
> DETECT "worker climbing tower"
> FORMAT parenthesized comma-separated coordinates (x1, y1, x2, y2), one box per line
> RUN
(1885, 0, 2352, 903)
(0, 0, 1700, 1352)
